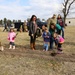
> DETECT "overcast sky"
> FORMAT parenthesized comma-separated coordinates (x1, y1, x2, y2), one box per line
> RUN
(0, 0, 75, 21)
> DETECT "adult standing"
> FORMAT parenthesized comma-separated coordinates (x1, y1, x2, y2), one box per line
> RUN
(29, 15, 38, 50)
(57, 14, 65, 38)
(47, 14, 57, 30)
(47, 14, 57, 50)
(3, 23, 8, 32)
(7, 20, 11, 31)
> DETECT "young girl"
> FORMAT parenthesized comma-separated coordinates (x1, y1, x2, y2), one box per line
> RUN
(53, 32, 64, 54)
(8, 28, 16, 49)
(42, 27, 50, 51)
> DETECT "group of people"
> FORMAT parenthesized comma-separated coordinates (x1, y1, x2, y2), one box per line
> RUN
(28, 14, 65, 54)
(0, 14, 65, 54)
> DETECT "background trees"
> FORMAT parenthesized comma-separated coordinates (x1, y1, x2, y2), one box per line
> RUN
(62, 0, 75, 25)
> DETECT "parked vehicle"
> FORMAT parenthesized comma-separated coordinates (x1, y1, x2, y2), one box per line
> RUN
(14, 22, 24, 31)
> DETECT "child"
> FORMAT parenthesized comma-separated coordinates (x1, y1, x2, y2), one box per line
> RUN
(53, 32, 64, 54)
(8, 28, 16, 49)
(42, 27, 50, 51)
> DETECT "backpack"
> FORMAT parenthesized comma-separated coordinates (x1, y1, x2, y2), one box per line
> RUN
(36, 28, 41, 37)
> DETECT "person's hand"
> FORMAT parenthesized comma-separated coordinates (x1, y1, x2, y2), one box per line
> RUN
(45, 36, 49, 38)
(31, 34, 34, 36)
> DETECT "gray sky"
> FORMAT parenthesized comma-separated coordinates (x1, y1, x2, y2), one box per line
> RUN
(0, 0, 75, 21)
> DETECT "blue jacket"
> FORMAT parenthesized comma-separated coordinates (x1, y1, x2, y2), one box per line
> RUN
(42, 31, 50, 42)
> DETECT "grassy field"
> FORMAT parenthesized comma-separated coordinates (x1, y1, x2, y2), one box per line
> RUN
(0, 26, 75, 75)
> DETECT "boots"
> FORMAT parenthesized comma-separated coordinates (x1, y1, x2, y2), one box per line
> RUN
(33, 42, 36, 49)
(30, 43, 35, 50)
(9, 45, 12, 49)
(13, 46, 15, 49)
(9, 45, 15, 49)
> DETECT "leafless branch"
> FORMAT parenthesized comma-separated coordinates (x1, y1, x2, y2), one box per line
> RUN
(66, 0, 75, 16)
(61, 0, 75, 25)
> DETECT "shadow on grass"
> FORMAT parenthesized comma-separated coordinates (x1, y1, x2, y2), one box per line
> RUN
(4, 43, 43, 51)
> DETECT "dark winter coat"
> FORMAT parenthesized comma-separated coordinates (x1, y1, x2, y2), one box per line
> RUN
(29, 21, 37, 36)
(57, 18, 64, 27)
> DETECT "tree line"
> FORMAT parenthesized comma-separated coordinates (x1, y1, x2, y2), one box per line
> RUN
(0, 0, 75, 26)
(0, 18, 23, 25)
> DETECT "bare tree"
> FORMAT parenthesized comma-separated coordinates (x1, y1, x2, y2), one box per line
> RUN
(62, 0, 75, 26)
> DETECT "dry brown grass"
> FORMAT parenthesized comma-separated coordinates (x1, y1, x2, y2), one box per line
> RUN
(0, 26, 75, 75)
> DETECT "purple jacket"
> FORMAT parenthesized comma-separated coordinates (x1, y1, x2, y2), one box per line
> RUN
(42, 31, 50, 42)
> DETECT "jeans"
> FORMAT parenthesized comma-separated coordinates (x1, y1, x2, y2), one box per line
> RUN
(50, 36, 54, 49)
(61, 27, 64, 38)
(43, 43, 49, 51)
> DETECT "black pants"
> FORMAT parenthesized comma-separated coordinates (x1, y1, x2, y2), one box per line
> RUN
(30, 34, 36, 43)
(9, 42, 15, 46)
(55, 39, 62, 49)
(58, 43, 62, 48)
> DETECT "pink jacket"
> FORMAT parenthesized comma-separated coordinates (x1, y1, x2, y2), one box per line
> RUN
(8, 32, 16, 42)
(56, 35, 64, 43)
